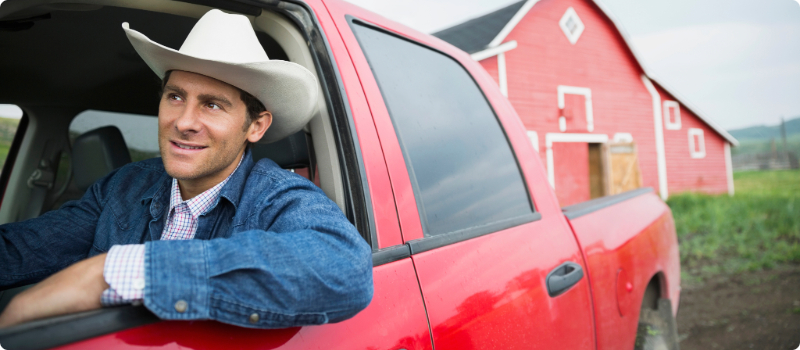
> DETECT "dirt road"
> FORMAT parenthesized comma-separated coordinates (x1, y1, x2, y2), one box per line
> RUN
(676, 264, 800, 349)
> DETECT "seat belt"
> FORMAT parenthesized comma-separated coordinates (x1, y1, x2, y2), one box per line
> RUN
(20, 140, 59, 220)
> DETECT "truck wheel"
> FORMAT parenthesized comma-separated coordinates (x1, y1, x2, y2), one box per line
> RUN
(634, 298, 679, 350)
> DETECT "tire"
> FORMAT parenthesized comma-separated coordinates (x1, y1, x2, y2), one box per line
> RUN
(634, 298, 680, 350)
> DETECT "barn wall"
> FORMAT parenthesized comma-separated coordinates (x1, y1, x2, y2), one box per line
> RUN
(657, 86, 730, 194)
(500, 0, 659, 205)
(479, 55, 500, 86)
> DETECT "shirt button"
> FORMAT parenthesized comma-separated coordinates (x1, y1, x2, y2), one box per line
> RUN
(133, 278, 145, 290)
(249, 313, 259, 324)
(174, 300, 188, 313)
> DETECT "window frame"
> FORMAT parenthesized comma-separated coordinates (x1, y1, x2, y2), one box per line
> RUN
(688, 128, 706, 159)
(664, 100, 681, 130)
(347, 17, 540, 255)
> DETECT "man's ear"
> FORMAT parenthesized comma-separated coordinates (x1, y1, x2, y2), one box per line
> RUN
(246, 111, 272, 143)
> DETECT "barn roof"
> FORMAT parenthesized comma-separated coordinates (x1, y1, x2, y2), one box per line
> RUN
(431, 1, 526, 54)
(433, 0, 738, 146)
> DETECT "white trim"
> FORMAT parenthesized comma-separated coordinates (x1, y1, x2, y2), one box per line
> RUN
(545, 133, 609, 188)
(527, 130, 539, 153)
(613, 132, 633, 143)
(641, 75, 669, 200)
(471, 40, 518, 61)
(558, 7, 585, 45)
(688, 128, 706, 159)
(557, 85, 593, 132)
(724, 143, 734, 196)
(558, 117, 567, 131)
(663, 100, 681, 130)
(498, 52, 508, 97)
(487, 0, 541, 48)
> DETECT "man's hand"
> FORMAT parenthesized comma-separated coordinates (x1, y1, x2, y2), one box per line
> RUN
(0, 253, 109, 328)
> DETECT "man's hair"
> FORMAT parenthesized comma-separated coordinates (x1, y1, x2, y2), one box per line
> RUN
(160, 70, 267, 131)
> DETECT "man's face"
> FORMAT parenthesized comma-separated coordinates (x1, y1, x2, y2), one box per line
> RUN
(158, 70, 255, 183)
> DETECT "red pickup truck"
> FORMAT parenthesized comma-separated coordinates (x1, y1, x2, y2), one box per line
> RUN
(0, 0, 680, 349)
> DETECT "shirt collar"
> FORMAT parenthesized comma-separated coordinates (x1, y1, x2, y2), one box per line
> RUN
(169, 153, 245, 218)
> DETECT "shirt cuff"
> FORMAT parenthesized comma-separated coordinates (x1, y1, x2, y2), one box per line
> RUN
(101, 244, 146, 306)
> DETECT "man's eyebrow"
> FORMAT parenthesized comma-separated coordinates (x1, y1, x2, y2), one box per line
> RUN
(197, 93, 233, 108)
(163, 85, 187, 97)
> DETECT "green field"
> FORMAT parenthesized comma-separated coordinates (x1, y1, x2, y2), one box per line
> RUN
(0, 117, 21, 168)
(667, 170, 800, 283)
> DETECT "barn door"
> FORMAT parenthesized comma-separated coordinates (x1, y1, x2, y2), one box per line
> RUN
(603, 142, 643, 195)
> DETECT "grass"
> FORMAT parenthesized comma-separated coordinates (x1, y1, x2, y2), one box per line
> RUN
(667, 169, 800, 282)
(0, 117, 20, 167)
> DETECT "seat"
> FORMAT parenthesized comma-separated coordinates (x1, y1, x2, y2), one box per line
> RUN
(71, 126, 132, 192)
(251, 130, 315, 181)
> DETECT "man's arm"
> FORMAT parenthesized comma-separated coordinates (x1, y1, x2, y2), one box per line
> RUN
(143, 172, 374, 329)
(0, 172, 108, 290)
(0, 253, 108, 327)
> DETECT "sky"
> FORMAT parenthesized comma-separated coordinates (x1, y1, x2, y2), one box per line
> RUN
(343, 0, 800, 130)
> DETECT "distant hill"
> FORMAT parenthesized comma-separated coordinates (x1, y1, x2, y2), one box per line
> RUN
(729, 117, 800, 141)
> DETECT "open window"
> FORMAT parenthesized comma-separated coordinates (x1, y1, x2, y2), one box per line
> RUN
(0, 0, 372, 347)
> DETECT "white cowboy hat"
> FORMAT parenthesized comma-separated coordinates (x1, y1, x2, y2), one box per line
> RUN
(122, 9, 318, 143)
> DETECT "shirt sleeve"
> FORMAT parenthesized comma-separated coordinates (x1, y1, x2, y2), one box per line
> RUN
(101, 244, 146, 306)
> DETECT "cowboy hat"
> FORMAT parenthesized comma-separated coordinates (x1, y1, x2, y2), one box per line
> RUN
(122, 9, 318, 143)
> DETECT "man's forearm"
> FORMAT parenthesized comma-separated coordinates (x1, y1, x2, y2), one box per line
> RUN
(0, 254, 109, 328)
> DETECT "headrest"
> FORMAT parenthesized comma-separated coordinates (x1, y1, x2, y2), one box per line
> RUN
(251, 131, 312, 170)
(72, 126, 132, 192)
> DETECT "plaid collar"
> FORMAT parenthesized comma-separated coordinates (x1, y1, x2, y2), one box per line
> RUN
(168, 155, 244, 218)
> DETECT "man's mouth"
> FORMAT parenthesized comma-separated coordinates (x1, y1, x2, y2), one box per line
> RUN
(171, 141, 207, 150)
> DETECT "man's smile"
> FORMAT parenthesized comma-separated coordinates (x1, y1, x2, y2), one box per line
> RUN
(170, 140, 208, 151)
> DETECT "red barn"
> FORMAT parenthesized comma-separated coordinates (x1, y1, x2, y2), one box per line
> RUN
(434, 0, 738, 206)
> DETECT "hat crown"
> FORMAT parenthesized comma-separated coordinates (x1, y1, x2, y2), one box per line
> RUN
(179, 9, 269, 64)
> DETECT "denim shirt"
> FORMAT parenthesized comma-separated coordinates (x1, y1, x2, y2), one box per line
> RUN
(0, 150, 374, 329)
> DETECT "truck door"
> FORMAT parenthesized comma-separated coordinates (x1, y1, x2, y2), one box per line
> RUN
(330, 4, 597, 349)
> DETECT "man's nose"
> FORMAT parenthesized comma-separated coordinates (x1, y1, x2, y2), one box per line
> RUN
(174, 105, 202, 134)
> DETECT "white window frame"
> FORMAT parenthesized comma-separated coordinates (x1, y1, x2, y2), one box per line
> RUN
(688, 128, 705, 158)
(557, 85, 593, 132)
(663, 100, 681, 130)
(559, 7, 585, 45)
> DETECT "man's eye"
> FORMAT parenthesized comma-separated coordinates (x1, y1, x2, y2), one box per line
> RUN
(207, 103, 221, 110)
(169, 94, 182, 101)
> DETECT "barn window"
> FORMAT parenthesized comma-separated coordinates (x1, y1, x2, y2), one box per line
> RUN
(559, 7, 584, 45)
(557, 85, 593, 132)
(688, 128, 705, 158)
(664, 100, 681, 130)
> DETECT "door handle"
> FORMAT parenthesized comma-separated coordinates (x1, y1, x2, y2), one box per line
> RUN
(546, 261, 584, 297)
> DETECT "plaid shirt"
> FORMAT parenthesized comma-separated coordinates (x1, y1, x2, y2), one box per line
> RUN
(101, 158, 241, 305)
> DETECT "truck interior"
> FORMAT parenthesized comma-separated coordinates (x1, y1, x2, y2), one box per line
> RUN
(0, 0, 371, 347)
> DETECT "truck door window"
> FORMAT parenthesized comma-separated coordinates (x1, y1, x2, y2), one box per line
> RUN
(350, 22, 534, 238)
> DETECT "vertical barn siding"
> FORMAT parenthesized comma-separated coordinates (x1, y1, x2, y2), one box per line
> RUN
(501, 0, 659, 204)
(657, 85, 729, 194)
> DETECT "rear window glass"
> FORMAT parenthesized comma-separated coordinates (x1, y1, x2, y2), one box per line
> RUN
(0, 104, 23, 169)
(350, 22, 534, 237)
(70, 110, 160, 162)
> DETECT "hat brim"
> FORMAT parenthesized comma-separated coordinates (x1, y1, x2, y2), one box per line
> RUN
(123, 23, 319, 144)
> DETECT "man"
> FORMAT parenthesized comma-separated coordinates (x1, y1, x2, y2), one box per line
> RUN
(0, 10, 373, 328)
